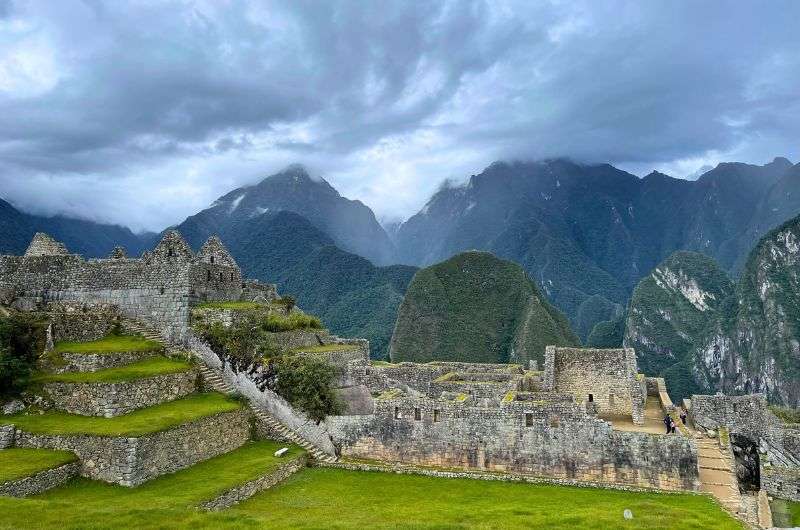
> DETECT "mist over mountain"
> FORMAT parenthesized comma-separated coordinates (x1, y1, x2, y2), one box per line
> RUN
(0, 198, 156, 258)
(395, 157, 798, 339)
(173, 165, 396, 266)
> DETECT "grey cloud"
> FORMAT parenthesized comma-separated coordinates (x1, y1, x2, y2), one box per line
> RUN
(1, 0, 799, 231)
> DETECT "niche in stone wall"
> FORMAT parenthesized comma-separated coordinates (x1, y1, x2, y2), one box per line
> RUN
(608, 392, 615, 408)
(414, 408, 421, 421)
(210, 255, 215, 264)
(394, 407, 401, 420)
(525, 413, 534, 427)
(433, 409, 440, 422)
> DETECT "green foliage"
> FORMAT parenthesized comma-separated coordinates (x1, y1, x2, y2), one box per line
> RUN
(0, 448, 77, 483)
(34, 357, 192, 384)
(0, 312, 46, 398)
(273, 355, 342, 422)
(2, 392, 241, 436)
(390, 251, 578, 365)
(769, 405, 800, 424)
(586, 314, 626, 348)
(263, 311, 322, 332)
(289, 343, 358, 354)
(194, 301, 263, 310)
(52, 335, 162, 355)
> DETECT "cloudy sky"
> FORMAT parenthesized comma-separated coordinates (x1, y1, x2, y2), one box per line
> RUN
(1, 0, 799, 232)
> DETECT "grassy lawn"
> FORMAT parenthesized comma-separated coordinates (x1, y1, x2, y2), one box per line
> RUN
(0, 441, 305, 529)
(290, 344, 359, 354)
(35, 357, 192, 384)
(194, 301, 264, 310)
(52, 335, 162, 355)
(0, 449, 77, 483)
(2, 393, 241, 437)
(0, 460, 742, 530)
(234, 468, 742, 529)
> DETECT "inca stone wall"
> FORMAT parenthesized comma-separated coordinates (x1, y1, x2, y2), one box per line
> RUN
(0, 231, 243, 338)
(0, 424, 14, 448)
(690, 394, 780, 438)
(49, 350, 158, 374)
(12, 410, 250, 486)
(544, 346, 645, 422)
(327, 395, 699, 491)
(0, 461, 80, 498)
(43, 302, 121, 343)
(44, 370, 198, 417)
(761, 466, 800, 501)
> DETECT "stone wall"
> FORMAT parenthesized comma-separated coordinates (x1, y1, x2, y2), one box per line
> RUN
(544, 346, 645, 423)
(49, 350, 158, 374)
(240, 280, 278, 303)
(327, 396, 699, 491)
(690, 394, 781, 438)
(43, 302, 121, 343)
(13, 410, 250, 486)
(761, 465, 800, 501)
(0, 424, 14, 448)
(44, 370, 198, 417)
(0, 461, 79, 497)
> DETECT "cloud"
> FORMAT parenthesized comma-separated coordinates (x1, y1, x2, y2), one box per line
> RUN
(0, 0, 799, 231)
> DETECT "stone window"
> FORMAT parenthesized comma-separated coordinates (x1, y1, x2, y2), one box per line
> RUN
(159, 287, 165, 295)
(414, 408, 421, 421)
(219, 272, 223, 281)
(207, 270, 211, 281)
(588, 394, 594, 403)
(550, 416, 559, 428)
(230, 273, 234, 281)
(168, 248, 174, 257)
(525, 413, 534, 427)
(394, 407, 401, 420)
(210, 255, 215, 264)
(433, 409, 440, 422)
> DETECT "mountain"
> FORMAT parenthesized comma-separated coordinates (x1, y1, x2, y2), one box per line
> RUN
(693, 215, 800, 407)
(0, 198, 155, 258)
(623, 251, 735, 399)
(174, 164, 396, 266)
(194, 210, 416, 359)
(395, 158, 797, 340)
(626, 218, 800, 407)
(389, 251, 579, 365)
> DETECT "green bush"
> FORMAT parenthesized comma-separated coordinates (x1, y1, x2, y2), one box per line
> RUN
(273, 355, 342, 422)
(263, 312, 322, 332)
(770, 405, 800, 424)
(0, 313, 47, 398)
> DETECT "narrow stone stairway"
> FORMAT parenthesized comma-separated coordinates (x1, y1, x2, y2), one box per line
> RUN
(121, 317, 337, 464)
(695, 434, 742, 518)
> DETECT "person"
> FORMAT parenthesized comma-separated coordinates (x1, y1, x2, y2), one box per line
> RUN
(670, 418, 677, 434)
(664, 414, 672, 434)
(679, 408, 687, 425)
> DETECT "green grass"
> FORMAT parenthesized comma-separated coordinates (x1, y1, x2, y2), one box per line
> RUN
(0, 449, 77, 483)
(290, 344, 359, 354)
(235, 467, 742, 529)
(264, 312, 323, 333)
(34, 357, 193, 384)
(194, 301, 263, 310)
(0, 441, 305, 529)
(2, 393, 241, 437)
(770, 498, 800, 527)
(0, 457, 743, 529)
(52, 335, 162, 355)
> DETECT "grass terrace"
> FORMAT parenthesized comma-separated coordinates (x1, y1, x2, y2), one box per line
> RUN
(0, 457, 744, 529)
(52, 335, 163, 355)
(0, 449, 77, 484)
(194, 301, 264, 310)
(263, 312, 323, 332)
(3, 393, 241, 437)
(771, 498, 800, 527)
(34, 357, 193, 384)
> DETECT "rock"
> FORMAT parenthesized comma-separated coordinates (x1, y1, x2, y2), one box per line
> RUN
(274, 447, 289, 457)
(706, 429, 717, 438)
(2, 400, 24, 415)
(623, 509, 633, 520)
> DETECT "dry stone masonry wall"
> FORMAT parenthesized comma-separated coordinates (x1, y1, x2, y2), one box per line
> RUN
(0, 461, 79, 498)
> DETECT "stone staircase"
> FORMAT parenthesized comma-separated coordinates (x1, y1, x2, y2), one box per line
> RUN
(695, 433, 743, 519)
(121, 317, 337, 464)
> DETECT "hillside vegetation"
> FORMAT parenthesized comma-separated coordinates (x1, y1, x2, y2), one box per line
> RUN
(390, 251, 578, 365)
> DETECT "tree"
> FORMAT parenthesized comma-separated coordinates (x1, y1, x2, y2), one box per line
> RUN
(273, 355, 342, 422)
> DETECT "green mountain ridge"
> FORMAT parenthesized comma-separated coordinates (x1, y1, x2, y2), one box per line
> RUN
(389, 251, 579, 365)
(625, 218, 800, 406)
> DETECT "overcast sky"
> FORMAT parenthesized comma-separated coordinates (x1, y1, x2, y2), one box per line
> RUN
(1, 0, 799, 232)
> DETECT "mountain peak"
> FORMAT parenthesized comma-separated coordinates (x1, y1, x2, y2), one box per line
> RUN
(768, 156, 793, 169)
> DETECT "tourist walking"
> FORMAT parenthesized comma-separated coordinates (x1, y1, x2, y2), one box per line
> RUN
(679, 409, 687, 425)
(664, 414, 672, 434)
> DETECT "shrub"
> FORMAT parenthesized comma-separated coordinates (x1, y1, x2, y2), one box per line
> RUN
(770, 405, 800, 424)
(273, 355, 342, 422)
(0, 313, 47, 398)
(263, 312, 323, 333)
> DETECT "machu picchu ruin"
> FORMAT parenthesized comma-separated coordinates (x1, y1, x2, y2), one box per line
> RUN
(0, 232, 797, 529)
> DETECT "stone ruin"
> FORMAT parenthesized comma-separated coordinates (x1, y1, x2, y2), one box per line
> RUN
(1, 232, 798, 524)
(0, 231, 276, 339)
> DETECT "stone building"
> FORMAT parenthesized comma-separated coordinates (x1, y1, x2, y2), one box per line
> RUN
(0, 231, 249, 337)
